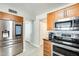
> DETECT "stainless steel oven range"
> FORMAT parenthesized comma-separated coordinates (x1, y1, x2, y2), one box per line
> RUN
(51, 17, 79, 56)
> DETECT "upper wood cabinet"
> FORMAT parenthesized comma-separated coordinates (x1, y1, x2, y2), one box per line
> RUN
(47, 3, 79, 31)
(54, 9, 65, 20)
(54, 4, 79, 20)
(0, 12, 23, 24)
(47, 12, 55, 30)
(65, 4, 79, 17)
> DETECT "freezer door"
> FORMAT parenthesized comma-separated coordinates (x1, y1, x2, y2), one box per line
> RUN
(0, 43, 23, 56)
(0, 20, 15, 41)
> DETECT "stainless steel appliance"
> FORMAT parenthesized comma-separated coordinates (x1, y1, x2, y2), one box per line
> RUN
(55, 16, 79, 31)
(49, 32, 54, 41)
(0, 20, 23, 56)
(51, 16, 79, 56)
(52, 32, 79, 56)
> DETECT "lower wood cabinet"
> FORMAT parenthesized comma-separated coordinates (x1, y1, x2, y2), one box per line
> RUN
(43, 39, 52, 56)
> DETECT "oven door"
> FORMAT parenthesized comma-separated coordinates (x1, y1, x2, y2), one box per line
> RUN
(53, 45, 79, 56)
(53, 42, 79, 56)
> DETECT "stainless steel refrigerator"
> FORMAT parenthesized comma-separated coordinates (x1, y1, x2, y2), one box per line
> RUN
(0, 20, 23, 56)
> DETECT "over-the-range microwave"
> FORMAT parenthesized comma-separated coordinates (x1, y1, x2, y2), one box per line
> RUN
(54, 16, 79, 31)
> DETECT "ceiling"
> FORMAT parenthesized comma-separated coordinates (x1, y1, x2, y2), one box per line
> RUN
(1, 3, 69, 18)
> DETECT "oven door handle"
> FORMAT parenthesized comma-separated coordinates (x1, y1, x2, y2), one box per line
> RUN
(53, 51, 64, 56)
(52, 42, 79, 52)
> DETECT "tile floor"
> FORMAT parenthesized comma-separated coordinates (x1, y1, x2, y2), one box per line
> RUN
(17, 41, 43, 56)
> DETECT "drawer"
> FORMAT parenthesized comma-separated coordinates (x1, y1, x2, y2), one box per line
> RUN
(44, 41, 50, 44)
(44, 44, 51, 51)
(44, 53, 50, 56)
(44, 43, 51, 48)
(44, 50, 51, 56)
(44, 47, 51, 53)
(43, 39, 52, 56)
(44, 54, 48, 56)
(0, 43, 23, 56)
(44, 46, 51, 52)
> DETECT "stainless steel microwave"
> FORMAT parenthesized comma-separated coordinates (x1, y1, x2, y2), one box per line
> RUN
(54, 17, 79, 31)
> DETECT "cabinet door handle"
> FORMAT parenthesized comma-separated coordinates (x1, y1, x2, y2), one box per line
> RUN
(64, 10, 65, 17)
(66, 10, 68, 17)
(64, 10, 67, 17)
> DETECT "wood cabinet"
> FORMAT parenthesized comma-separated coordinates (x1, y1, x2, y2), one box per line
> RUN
(47, 12, 55, 30)
(47, 9, 65, 30)
(43, 39, 52, 56)
(54, 4, 79, 20)
(0, 12, 23, 24)
(65, 4, 79, 17)
(47, 3, 79, 30)
(54, 9, 65, 20)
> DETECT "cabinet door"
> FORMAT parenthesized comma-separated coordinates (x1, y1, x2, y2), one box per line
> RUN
(0, 12, 23, 24)
(47, 12, 55, 30)
(54, 9, 65, 20)
(66, 4, 79, 17)
(43, 39, 51, 56)
(15, 16, 23, 24)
